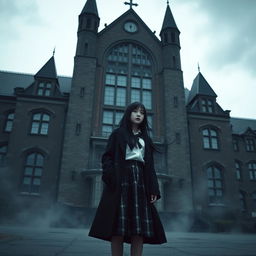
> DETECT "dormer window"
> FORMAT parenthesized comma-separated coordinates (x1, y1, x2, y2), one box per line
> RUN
(201, 99, 213, 113)
(245, 138, 255, 152)
(37, 83, 52, 96)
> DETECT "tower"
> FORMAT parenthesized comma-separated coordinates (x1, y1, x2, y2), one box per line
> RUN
(76, 0, 100, 57)
(57, 0, 100, 206)
(159, 3, 193, 214)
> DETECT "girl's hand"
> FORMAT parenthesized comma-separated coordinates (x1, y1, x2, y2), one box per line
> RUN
(150, 195, 157, 203)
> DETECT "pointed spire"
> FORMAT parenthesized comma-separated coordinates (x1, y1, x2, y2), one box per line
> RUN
(161, 4, 179, 31)
(187, 72, 217, 104)
(81, 0, 98, 16)
(35, 56, 57, 79)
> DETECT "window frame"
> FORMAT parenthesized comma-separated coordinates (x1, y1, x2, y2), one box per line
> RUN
(101, 43, 154, 137)
(245, 137, 255, 152)
(202, 127, 220, 150)
(235, 161, 242, 181)
(248, 162, 256, 181)
(232, 137, 239, 152)
(20, 152, 44, 195)
(37, 82, 52, 97)
(201, 98, 214, 113)
(239, 191, 247, 212)
(4, 111, 15, 133)
(206, 164, 224, 206)
(30, 112, 51, 136)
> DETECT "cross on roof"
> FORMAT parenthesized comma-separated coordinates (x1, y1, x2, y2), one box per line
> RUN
(124, 0, 138, 9)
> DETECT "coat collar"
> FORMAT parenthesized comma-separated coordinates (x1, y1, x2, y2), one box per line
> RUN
(115, 127, 151, 160)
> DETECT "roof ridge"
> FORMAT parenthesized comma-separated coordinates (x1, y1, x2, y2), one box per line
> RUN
(0, 69, 34, 76)
(0, 69, 72, 79)
(231, 117, 256, 121)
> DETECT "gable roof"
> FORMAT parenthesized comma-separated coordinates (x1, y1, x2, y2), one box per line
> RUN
(230, 117, 256, 135)
(98, 8, 160, 43)
(0, 70, 72, 96)
(187, 72, 217, 104)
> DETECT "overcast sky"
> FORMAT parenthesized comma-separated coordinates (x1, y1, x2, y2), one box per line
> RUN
(0, 0, 255, 119)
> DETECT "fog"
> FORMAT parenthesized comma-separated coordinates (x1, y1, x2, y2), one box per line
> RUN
(0, 165, 251, 233)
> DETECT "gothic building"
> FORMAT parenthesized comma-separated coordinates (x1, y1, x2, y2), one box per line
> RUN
(0, 0, 255, 231)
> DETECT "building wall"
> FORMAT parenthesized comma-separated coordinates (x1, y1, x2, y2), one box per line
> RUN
(0, 93, 67, 220)
(188, 112, 256, 230)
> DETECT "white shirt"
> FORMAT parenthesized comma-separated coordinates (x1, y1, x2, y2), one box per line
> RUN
(125, 137, 145, 163)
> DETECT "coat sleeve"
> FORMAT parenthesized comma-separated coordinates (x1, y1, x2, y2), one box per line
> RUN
(148, 141, 161, 200)
(101, 130, 117, 189)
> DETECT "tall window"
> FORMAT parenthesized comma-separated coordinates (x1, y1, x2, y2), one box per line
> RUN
(37, 82, 52, 96)
(102, 43, 153, 136)
(201, 99, 214, 113)
(21, 152, 44, 195)
(202, 128, 219, 149)
(239, 191, 247, 211)
(248, 162, 256, 180)
(235, 161, 242, 180)
(30, 112, 50, 135)
(245, 138, 255, 152)
(233, 138, 239, 151)
(0, 144, 7, 166)
(4, 112, 15, 132)
(207, 165, 224, 204)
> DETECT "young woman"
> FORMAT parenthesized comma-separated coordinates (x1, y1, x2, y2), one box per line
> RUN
(89, 102, 166, 256)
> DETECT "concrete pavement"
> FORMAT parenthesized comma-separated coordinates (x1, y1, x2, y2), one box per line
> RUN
(0, 226, 256, 256)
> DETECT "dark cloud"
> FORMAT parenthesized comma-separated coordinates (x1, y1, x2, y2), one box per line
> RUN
(182, 0, 256, 75)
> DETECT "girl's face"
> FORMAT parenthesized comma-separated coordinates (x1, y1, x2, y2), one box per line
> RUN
(130, 107, 144, 127)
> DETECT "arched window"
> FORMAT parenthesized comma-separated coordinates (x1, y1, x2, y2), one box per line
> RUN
(248, 162, 256, 180)
(30, 112, 50, 135)
(4, 112, 15, 132)
(21, 152, 44, 194)
(206, 165, 224, 204)
(202, 128, 219, 149)
(102, 43, 153, 136)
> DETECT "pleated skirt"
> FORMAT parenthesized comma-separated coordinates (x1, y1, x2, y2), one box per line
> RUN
(113, 160, 154, 238)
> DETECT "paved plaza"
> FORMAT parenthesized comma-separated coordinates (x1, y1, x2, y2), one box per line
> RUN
(0, 226, 256, 256)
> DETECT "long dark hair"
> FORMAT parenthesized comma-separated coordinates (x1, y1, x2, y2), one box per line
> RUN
(119, 102, 152, 149)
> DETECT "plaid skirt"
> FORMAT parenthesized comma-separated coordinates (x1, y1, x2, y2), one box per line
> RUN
(113, 160, 154, 238)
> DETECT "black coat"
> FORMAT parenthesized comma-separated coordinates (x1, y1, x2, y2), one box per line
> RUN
(88, 127, 167, 244)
